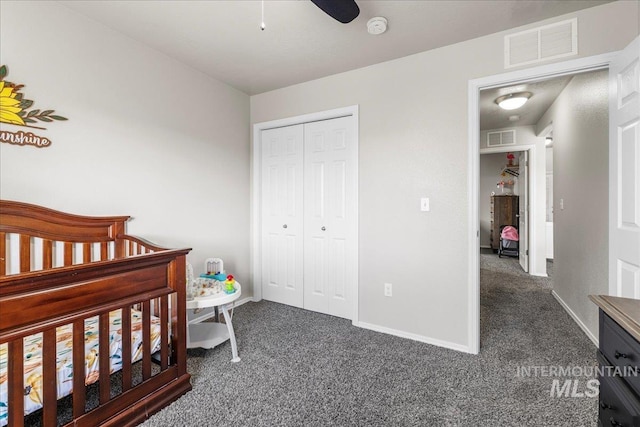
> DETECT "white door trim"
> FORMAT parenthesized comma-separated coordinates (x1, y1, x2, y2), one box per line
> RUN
(468, 52, 617, 355)
(480, 144, 537, 277)
(609, 36, 640, 298)
(251, 105, 360, 324)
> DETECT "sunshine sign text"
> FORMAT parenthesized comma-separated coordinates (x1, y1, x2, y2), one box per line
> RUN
(0, 130, 51, 148)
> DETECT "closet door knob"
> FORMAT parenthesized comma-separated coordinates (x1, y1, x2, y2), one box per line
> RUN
(321, 226, 326, 231)
(283, 224, 288, 229)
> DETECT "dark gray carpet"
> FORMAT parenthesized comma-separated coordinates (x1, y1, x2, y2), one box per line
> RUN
(141, 254, 596, 426)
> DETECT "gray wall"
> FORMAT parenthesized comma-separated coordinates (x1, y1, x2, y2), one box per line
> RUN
(250, 2, 638, 349)
(536, 70, 610, 340)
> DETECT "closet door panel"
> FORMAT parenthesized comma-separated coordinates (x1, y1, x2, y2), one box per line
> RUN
(309, 236, 328, 296)
(330, 237, 347, 300)
(261, 125, 304, 308)
(304, 117, 355, 319)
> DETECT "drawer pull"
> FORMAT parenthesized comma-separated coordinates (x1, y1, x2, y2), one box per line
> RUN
(600, 401, 613, 410)
(610, 417, 624, 426)
(614, 351, 629, 359)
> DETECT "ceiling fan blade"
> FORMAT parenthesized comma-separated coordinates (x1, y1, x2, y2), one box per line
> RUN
(309, 0, 360, 24)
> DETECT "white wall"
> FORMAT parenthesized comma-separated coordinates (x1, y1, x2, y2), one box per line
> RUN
(536, 70, 609, 340)
(0, 2, 250, 284)
(251, 1, 637, 350)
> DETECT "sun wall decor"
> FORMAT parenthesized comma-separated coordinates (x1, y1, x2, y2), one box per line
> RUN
(0, 65, 68, 148)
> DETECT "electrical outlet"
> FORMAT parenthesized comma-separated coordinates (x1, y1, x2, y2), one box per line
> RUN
(560, 198, 564, 210)
(384, 283, 393, 297)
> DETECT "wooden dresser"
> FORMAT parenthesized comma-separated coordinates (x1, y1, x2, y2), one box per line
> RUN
(590, 295, 640, 426)
(490, 195, 519, 252)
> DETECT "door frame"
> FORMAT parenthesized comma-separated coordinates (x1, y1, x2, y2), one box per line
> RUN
(251, 105, 360, 323)
(480, 144, 536, 275)
(468, 52, 617, 354)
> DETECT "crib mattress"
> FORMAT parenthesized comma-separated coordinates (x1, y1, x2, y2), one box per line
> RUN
(0, 309, 161, 425)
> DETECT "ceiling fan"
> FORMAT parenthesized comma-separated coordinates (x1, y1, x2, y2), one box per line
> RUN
(309, 0, 360, 24)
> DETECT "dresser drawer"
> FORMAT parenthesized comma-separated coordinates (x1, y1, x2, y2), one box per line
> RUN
(598, 353, 640, 427)
(602, 313, 640, 397)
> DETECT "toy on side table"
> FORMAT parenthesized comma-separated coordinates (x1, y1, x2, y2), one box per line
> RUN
(224, 275, 236, 294)
(200, 257, 227, 281)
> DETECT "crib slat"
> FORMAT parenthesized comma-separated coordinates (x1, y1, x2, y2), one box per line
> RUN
(83, 242, 91, 263)
(142, 300, 151, 380)
(129, 240, 134, 257)
(43, 239, 53, 270)
(73, 319, 86, 418)
(122, 306, 132, 391)
(8, 338, 24, 427)
(101, 242, 108, 261)
(99, 312, 110, 404)
(42, 329, 57, 426)
(64, 241, 73, 266)
(0, 231, 6, 275)
(20, 234, 30, 272)
(160, 295, 169, 370)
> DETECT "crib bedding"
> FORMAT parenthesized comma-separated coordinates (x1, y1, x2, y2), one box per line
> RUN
(0, 309, 161, 424)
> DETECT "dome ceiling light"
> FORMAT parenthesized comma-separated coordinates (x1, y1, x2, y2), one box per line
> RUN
(495, 92, 532, 110)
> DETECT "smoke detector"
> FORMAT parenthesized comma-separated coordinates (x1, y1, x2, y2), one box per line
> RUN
(367, 17, 387, 35)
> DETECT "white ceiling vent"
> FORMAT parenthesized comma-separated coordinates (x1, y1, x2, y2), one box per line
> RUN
(505, 18, 577, 69)
(487, 129, 516, 147)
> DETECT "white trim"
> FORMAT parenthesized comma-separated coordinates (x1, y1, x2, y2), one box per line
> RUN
(235, 296, 253, 308)
(468, 52, 617, 355)
(356, 321, 473, 354)
(468, 78, 481, 355)
(551, 290, 598, 347)
(480, 143, 535, 155)
(251, 105, 360, 324)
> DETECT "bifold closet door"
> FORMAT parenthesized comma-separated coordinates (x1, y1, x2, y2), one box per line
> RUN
(303, 117, 356, 319)
(260, 125, 304, 308)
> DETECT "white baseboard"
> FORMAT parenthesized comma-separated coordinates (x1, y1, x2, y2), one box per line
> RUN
(354, 321, 473, 354)
(551, 290, 598, 347)
(235, 297, 253, 307)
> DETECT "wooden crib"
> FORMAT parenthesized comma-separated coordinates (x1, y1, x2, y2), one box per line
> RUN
(0, 200, 192, 426)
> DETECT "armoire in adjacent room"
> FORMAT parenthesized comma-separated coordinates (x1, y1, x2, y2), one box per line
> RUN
(490, 194, 519, 252)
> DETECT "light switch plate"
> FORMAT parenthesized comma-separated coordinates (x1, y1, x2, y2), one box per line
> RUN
(421, 198, 430, 211)
(384, 283, 393, 297)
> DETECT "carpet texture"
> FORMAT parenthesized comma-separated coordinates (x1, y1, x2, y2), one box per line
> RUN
(139, 253, 597, 426)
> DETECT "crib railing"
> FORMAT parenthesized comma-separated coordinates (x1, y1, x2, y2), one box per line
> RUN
(0, 200, 191, 426)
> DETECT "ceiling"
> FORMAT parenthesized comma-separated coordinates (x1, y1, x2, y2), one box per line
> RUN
(59, 0, 612, 95)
